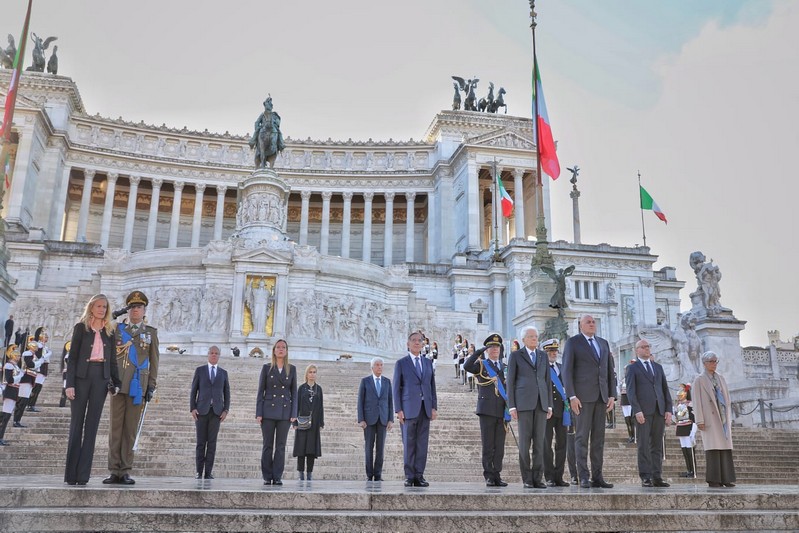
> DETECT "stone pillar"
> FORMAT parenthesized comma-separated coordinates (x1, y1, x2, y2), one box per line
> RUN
(190, 183, 206, 247)
(146, 178, 163, 250)
(341, 192, 353, 258)
(570, 183, 582, 244)
(405, 192, 415, 263)
(513, 168, 525, 241)
(299, 190, 311, 246)
(99, 172, 118, 249)
(383, 192, 395, 266)
(426, 192, 437, 263)
(76, 169, 95, 242)
(362, 192, 373, 263)
(466, 157, 481, 251)
(168, 180, 185, 248)
(213, 185, 227, 241)
(122, 175, 141, 251)
(492, 287, 503, 332)
(320, 191, 332, 255)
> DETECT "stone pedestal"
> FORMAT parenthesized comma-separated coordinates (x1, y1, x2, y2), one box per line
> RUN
(694, 312, 747, 385)
(234, 168, 290, 245)
(513, 267, 562, 334)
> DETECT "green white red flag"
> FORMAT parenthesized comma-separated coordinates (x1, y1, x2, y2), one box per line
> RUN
(532, 58, 560, 180)
(640, 185, 667, 224)
(496, 172, 513, 217)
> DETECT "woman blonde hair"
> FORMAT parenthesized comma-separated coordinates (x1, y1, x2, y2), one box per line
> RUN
(270, 338, 290, 368)
(79, 294, 114, 335)
(304, 364, 317, 383)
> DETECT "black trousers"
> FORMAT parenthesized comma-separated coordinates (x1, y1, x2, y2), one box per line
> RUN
(479, 414, 506, 481)
(574, 400, 607, 482)
(64, 364, 108, 484)
(195, 411, 222, 476)
(544, 415, 567, 482)
(363, 422, 387, 479)
(516, 408, 547, 484)
(635, 412, 665, 480)
(260, 418, 291, 481)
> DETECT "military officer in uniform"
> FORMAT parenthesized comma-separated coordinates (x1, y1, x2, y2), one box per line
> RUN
(463, 334, 509, 487)
(104, 291, 159, 485)
(542, 339, 571, 487)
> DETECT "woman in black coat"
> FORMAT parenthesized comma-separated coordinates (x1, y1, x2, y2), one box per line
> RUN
(293, 364, 324, 480)
(256, 339, 297, 485)
(64, 294, 121, 486)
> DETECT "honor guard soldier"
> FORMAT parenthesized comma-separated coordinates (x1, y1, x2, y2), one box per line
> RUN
(0, 345, 23, 445)
(13, 337, 39, 427)
(27, 327, 51, 413)
(463, 334, 510, 487)
(542, 339, 571, 487)
(59, 342, 71, 408)
(104, 290, 159, 485)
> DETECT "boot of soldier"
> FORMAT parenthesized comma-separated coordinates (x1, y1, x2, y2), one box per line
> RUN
(59, 389, 67, 408)
(624, 416, 635, 443)
(27, 384, 42, 411)
(0, 412, 11, 444)
(13, 398, 28, 427)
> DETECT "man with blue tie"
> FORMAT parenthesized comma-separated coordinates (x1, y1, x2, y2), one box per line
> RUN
(357, 357, 394, 481)
(626, 340, 673, 487)
(190, 345, 230, 480)
(562, 315, 617, 489)
(394, 330, 438, 487)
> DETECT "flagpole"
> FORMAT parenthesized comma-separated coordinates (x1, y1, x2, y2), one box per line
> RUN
(638, 170, 647, 248)
(529, 0, 553, 268)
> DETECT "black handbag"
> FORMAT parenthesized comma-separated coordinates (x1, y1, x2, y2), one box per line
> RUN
(296, 414, 312, 431)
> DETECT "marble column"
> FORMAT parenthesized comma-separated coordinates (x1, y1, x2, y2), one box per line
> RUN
(320, 191, 332, 255)
(76, 169, 95, 242)
(168, 180, 185, 248)
(383, 192, 394, 266)
(405, 192, 415, 263)
(341, 192, 353, 258)
(146, 178, 163, 250)
(213, 185, 226, 241)
(190, 183, 206, 247)
(299, 190, 311, 246)
(99, 172, 118, 249)
(122, 175, 141, 251)
(513, 168, 525, 240)
(426, 192, 438, 263)
(466, 157, 481, 251)
(362, 192, 373, 263)
(492, 287, 503, 332)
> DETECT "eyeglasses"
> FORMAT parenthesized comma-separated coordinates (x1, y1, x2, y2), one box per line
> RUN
(706, 359, 719, 363)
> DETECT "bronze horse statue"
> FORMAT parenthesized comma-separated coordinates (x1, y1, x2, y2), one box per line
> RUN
(488, 88, 507, 114)
(249, 96, 285, 169)
(478, 82, 494, 113)
(452, 76, 479, 111)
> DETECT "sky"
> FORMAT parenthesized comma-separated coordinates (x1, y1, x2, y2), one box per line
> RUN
(3, 0, 797, 347)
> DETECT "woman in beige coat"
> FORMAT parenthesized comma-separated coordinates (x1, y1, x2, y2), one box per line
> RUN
(691, 351, 736, 488)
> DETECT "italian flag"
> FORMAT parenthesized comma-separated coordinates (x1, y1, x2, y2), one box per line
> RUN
(532, 58, 560, 180)
(497, 172, 513, 217)
(640, 186, 667, 224)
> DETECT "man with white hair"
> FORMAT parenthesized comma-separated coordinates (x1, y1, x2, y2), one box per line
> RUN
(357, 357, 393, 481)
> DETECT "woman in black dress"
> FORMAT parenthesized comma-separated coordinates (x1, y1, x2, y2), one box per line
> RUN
(293, 364, 324, 481)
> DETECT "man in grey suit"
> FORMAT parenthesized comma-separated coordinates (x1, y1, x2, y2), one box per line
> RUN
(507, 326, 553, 489)
(190, 346, 230, 479)
(562, 315, 617, 489)
(626, 339, 673, 487)
(357, 357, 394, 481)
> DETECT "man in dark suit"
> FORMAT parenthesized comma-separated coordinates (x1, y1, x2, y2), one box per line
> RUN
(626, 339, 673, 487)
(464, 334, 509, 487)
(394, 330, 438, 487)
(562, 315, 617, 489)
(190, 345, 230, 480)
(507, 326, 552, 489)
(357, 357, 394, 481)
(4, 315, 13, 347)
(542, 338, 571, 487)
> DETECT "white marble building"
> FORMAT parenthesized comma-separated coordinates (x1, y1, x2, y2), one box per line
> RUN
(1, 71, 685, 361)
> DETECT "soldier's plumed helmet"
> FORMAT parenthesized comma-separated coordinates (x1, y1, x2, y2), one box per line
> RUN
(483, 334, 503, 347)
(126, 291, 148, 307)
(5, 344, 19, 360)
(541, 338, 560, 351)
(26, 336, 37, 349)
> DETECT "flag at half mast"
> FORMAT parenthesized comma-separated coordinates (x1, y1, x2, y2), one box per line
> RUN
(496, 172, 513, 217)
(532, 58, 560, 180)
(640, 185, 667, 224)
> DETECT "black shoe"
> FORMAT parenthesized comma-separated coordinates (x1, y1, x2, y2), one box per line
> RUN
(415, 477, 429, 487)
(591, 479, 614, 488)
(0, 440, 7, 446)
(679, 471, 694, 478)
(273, 479, 283, 485)
(367, 476, 373, 481)
(627, 437, 636, 444)
(195, 473, 202, 479)
(546, 480, 556, 487)
(579, 479, 591, 489)
(12, 422, 25, 428)
(373, 475, 382, 481)
(532, 481, 548, 489)
(523, 482, 535, 489)
(571, 477, 579, 485)
(66, 481, 77, 486)
(119, 474, 135, 485)
(641, 478, 654, 487)
(204, 473, 214, 480)
(307, 473, 312, 481)
(26, 407, 40, 413)
(404, 478, 415, 487)
(708, 482, 722, 488)
(653, 478, 670, 487)
(299, 472, 305, 480)
(495, 479, 508, 487)
(485, 479, 497, 487)
(722, 482, 736, 488)
(553, 479, 570, 487)
(102, 474, 120, 485)
(264, 479, 272, 485)
(77, 481, 87, 486)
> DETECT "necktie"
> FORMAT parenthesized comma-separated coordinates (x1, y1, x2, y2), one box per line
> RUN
(589, 338, 600, 361)
(210, 365, 216, 383)
(130, 324, 138, 334)
(530, 350, 536, 367)
(414, 356, 422, 377)
(551, 363, 558, 376)
(645, 361, 654, 376)
(375, 378, 381, 396)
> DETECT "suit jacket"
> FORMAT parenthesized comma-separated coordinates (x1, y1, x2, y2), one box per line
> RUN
(548, 361, 568, 418)
(692, 371, 733, 450)
(625, 359, 672, 417)
(190, 364, 230, 416)
(357, 374, 393, 426)
(64, 322, 120, 389)
(562, 334, 616, 404)
(115, 322, 159, 395)
(393, 353, 437, 419)
(507, 347, 552, 413)
(463, 347, 507, 418)
(256, 363, 297, 420)
(4, 319, 13, 337)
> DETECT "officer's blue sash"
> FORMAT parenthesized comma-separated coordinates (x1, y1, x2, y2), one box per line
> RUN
(550, 366, 571, 427)
(483, 359, 511, 422)
(119, 324, 149, 406)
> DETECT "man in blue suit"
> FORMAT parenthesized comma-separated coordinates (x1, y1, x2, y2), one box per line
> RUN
(357, 357, 394, 481)
(562, 315, 617, 489)
(394, 330, 438, 487)
(190, 345, 230, 480)
(626, 339, 673, 487)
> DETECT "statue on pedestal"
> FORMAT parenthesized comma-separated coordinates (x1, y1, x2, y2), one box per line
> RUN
(0, 35, 16, 69)
(25, 33, 56, 72)
(245, 278, 275, 336)
(249, 95, 285, 169)
(689, 251, 728, 317)
(541, 265, 575, 309)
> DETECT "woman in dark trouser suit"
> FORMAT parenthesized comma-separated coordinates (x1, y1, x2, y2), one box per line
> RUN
(64, 294, 121, 486)
(256, 339, 297, 485)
